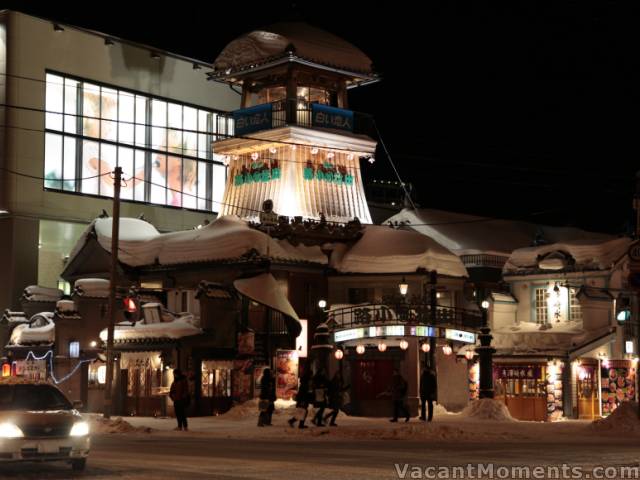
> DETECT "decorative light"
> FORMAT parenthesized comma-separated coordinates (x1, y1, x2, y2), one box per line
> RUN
(464, 350, 474, 361)
(368, 156, 375, 164)
(97, 365, 106, 384)
(378, 342, 387, 352)
(269, 147, 277, 154)
(399, 340, 409, 350)
(481, 300, 490, 309)
(346, 153, 354, 161)
(442, 344, 453, 356)
(89, 340, 97, 348)
(311, 148, 319, 155)
(327, 152, 335, 159)
(421, 343, 431, 353)
(251, 152, 259, 161)
(318, 299, 327, 309)
(356, 344, 365, 355)
(334, 349, 344, 360)
(1, 364, 10, 377)
(222, 155, 231, 166)
(398, 277, 409, 296)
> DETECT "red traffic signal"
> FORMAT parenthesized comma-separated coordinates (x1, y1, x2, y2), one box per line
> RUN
(123, 297, 137, 313)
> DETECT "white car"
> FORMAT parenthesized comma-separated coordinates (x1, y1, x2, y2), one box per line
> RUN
(0, 382, 90, 471)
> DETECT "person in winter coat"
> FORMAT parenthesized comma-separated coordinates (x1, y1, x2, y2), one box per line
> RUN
(169, 369, 190, 431)
(419, 367, 438, 422)
(323, 371, 350, 427)
(389, 368, 410, 423)
(258, 368, 276, 427)
(288, 370, 312, 429)
(311, 369, 329, 426)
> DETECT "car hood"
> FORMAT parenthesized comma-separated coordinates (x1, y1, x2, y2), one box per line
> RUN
(0, 409, 82, 429)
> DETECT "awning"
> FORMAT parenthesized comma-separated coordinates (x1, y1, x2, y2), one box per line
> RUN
(233, 273, 302, 337)
(569, 328, 616, 361)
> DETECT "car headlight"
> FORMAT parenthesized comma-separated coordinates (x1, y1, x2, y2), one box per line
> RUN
(69, 421, 89, 437)
(0, 422, 24, 438)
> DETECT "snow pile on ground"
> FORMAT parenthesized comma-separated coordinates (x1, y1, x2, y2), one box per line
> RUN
(9, 313, 55, 345)
(22, 286, 63, 303)
(459, 399, 515, 421)
(74, 278, 110, 298)
(223, 398, 297, 420)
(591, 402, 640, 433)
(89, 416, 153, 434)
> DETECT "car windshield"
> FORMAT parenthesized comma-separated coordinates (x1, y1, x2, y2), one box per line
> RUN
(0, 385, 72, 411)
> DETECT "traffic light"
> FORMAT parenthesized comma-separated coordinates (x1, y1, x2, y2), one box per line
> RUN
(616, 296, 631, 325)
(123, 296, 139, 323)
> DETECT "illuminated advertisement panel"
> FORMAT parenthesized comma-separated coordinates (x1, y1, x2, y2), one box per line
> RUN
(445, 329, 476, 344)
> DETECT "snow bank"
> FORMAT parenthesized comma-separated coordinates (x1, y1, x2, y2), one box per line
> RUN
(591, 402, 640, 433)
(459, 399, 515, 422)
(74, 278, 110, 298)
(9, 313, 55, 345)
(89, 415, 153, 434)
(331, 225, 467, 277)
(222, 398, 297, 420)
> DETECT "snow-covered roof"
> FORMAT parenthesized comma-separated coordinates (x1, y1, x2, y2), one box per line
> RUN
(330, 225, 468, 277)
(213, 22, 375, 77)
(21, 286, 63, 303)
(1, 310, 28, 325)
(503, 237, 632, 275)
(67, 215, 468, 277)
(99, 318, 201, 343)
(9, 312, 55, 346)
(386, 208, 612, 258)
(73, 278, 110, 298)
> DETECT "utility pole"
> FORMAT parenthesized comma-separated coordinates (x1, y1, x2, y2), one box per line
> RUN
(103, 167, 122, 419)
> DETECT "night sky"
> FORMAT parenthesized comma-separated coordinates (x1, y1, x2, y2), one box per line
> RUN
(3, 1, 639, 234)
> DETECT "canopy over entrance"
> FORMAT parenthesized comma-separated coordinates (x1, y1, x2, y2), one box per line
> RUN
(233, 273, 302, 337)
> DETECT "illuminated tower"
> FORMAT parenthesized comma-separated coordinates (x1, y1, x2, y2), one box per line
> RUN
(210, 23, 379, 223)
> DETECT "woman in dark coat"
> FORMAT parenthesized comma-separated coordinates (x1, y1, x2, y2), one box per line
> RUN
(323, 371, 349, 426)
(288, 370, 312, 429)
(169, 369, 190, 431)
(311, 369, 329, 426)
(257, 368, 276, 427)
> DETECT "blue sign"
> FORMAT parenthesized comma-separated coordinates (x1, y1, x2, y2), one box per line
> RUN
(311, 104, 354, 132)
(233, 104, 273, 136)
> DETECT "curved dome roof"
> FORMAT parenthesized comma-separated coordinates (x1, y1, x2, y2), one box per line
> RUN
(213, 22, 374, 76)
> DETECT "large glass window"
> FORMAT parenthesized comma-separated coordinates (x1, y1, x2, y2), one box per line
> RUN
(44, 73, 231, 212)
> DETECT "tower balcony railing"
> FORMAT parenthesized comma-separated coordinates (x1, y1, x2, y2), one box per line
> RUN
(224, 99, 375, 137)
(327, 301, 484, 332)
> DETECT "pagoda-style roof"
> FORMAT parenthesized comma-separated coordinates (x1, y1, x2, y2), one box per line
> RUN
(210, 22, 379, 86)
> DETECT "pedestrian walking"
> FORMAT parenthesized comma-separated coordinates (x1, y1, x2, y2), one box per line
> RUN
(323, 371, 350, 426)
(257, 368, 276, 427)
(311, 368, 329, 426)
(288, 370, 312, 429)
(419, 367, 437, 422)
(387, 368, 410, 423)
(169, 368, 190, 431)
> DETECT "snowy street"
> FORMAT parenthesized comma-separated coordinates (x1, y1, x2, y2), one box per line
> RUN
(1, 403, 639, 480)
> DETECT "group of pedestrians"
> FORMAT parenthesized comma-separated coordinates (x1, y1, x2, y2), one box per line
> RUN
(379, 367, 437, 422)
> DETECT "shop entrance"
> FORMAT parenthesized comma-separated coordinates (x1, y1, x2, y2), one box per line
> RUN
(576, 363, 598, 420)
(351, 359, 394, 416)
(494, 364, 547, 421)
(199, 360, 233, 415)
(120, 352, 164, 417)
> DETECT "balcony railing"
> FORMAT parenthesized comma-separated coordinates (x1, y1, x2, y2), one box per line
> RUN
(327, 302, 484, 332)
(226, 99, 375, 137)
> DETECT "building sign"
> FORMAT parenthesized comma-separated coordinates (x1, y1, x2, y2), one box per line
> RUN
(303, 161, 354, 185)
(445, 329, 476, 344)
(494, 365, 542, 380)
(411, 326, 435, 337)
(233, 104, 273, 136)
(334, 327, 366, 343)
(275, 350, 299, 400)
(21, 359, 47, 381)
(233, 161, 281, 186)
(334, 324, 436, 343)
(311, 104, 354, 132)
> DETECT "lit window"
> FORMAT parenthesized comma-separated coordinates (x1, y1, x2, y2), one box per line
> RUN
(534, 288, 548, 324)
(69, 341, 80, 358)
(569, 288, 582, 321)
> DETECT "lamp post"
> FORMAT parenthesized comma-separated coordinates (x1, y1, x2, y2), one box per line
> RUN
(477, 296, 495, 399)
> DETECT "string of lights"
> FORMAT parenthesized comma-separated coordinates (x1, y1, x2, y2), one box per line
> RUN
(24, 349, 94, 385)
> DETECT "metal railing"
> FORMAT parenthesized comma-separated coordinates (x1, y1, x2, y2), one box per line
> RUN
(327, 302, 483, 332)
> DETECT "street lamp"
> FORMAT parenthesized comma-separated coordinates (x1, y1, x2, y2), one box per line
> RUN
(481, 300, 490, 310)
(398, 277, 408, 296)
(318, 299, 327, 309)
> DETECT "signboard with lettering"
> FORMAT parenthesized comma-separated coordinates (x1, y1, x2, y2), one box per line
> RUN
(493, 365, 542, 380)
(311, 104, 354, 132)
(445, 329, 476, 344)
(233, 104, 273, 136)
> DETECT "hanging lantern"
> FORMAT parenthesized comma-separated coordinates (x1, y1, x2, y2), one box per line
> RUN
(346, 153, 354, 161)
(442, 344, 453, 356)
(464, 350, 474, 361)
(399, 340, 409, 350)
(378, 342, 387, 352)
(421, 342, 431, 353)
(334, 349, 344, 360)
(327, 152, 335, 159)
(368, 156, 375, 164)
(311, 147, 319, 155)
(269, 147, 277, 154)
(398, 277, 408, 296)
(251, 152, 259, 161)
(356, 344, 365, 355)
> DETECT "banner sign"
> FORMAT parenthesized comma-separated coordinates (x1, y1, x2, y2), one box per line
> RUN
(233, 104, 273, 136)
(303, 161, 354, 185)
(494, 365, 542, 380)
(311, 104, 354, 132)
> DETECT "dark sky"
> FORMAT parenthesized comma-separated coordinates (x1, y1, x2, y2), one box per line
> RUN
(4, 1, 639, 233)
